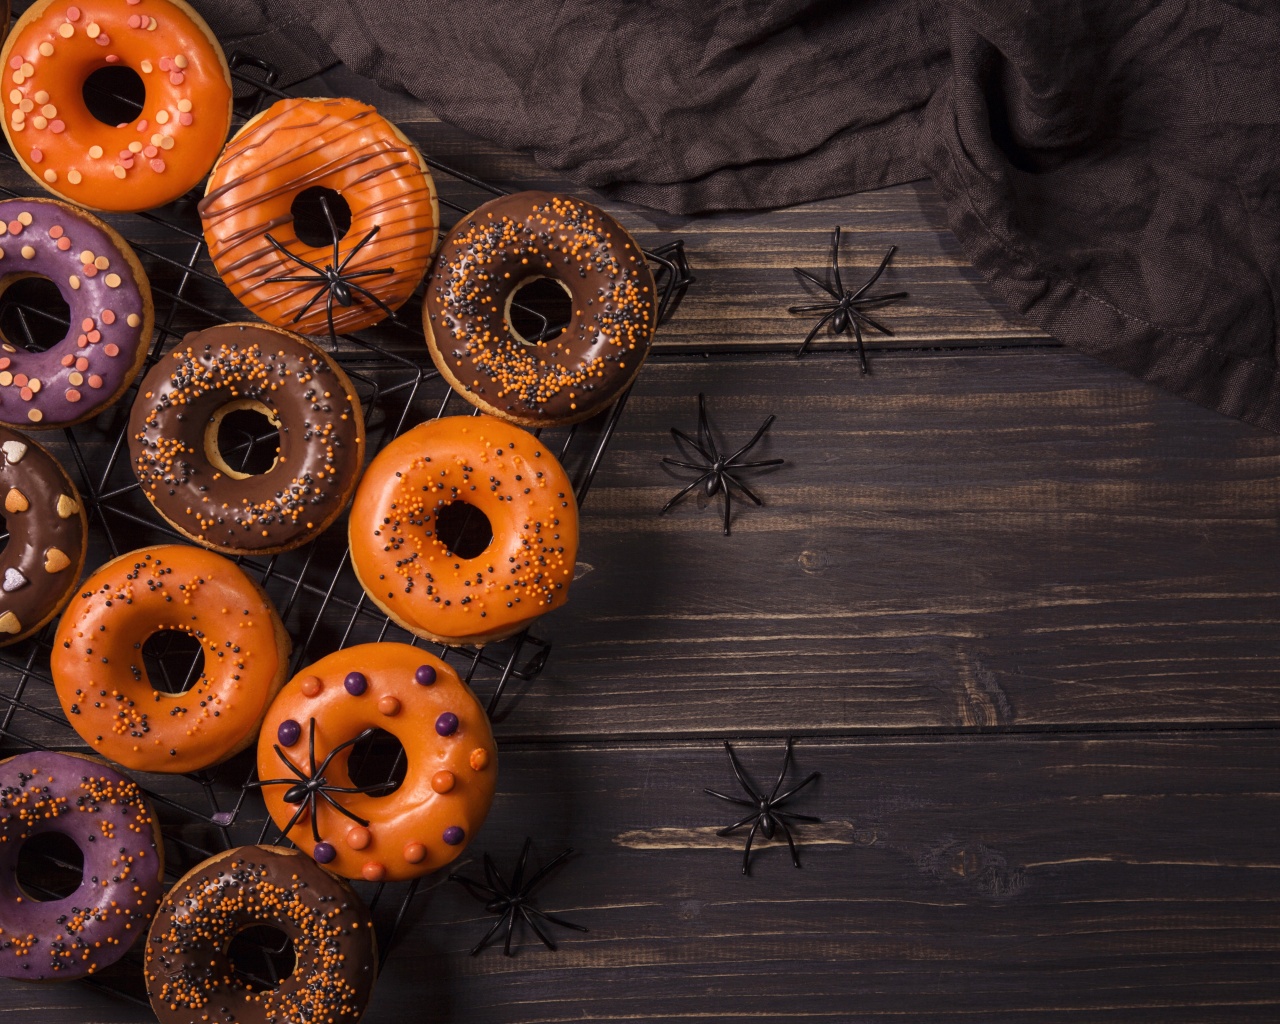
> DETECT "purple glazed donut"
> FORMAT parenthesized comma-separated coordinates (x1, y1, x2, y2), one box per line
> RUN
(0, 749, 164, 980)
(0, 196, 153, 428)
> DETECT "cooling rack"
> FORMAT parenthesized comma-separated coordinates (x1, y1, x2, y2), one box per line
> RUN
(0, 41, 693, 1006)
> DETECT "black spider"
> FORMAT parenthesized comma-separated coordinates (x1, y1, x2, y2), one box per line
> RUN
(659, 392, 783, 536)
(789, 226, 908, 373)
(450, 838, 588, 956)
(705, 738, 821, 876)
(247, 717, 397, 847)
(263, 194, 397, 345)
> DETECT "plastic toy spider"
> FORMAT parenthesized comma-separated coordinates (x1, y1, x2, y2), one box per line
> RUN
(264, 194, 397, 345)
(659, 392, 783, 536)
(450, 837, 588, 956)
(247, 717, 397, 848)
(705, 738, 821, 876)
(789, 226, 908, 373)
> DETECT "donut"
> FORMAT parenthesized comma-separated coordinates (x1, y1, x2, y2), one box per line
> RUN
(0, 196, 152, 428)
(0, 750, 163, 981)
(128, 323, 365, 555)
(50, 544, 291, 774)
(0, 426, 86, 645)
(200, 96, 439, 337)
(424, 190, 657, 427)
(144, 845, 376, 1024)
(0, 0, 233, 212)
(348, 415, 579, 646)
(256, 643, 497, 882)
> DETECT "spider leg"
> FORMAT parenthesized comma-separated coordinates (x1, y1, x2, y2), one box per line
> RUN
(724, 414, 777, 464)
(317, 788, 372, 827)
(520, 906, 558, 951)
(325, 289, 339, 347)
(852, 320, 869, 375)
(852, 291, 909, 311)
(503, 900, 518, 956)
(776, 816, 803, 869)
(791, 266, 839, 299)
(269, 742, 311, 782)
(721, 480, 733, 535)
(468, 910, 510, 957)
(483, 852, 511, 898)
(741, 817, 763, 876)
(263, 274, 328, 285)
(511, 837, 533, 893)
(521, 845, 574, 892)
(244, 776, 301, 789)
(531, 908, 589, 933)
(313, 726, 378, 778)
(345, 280, 399, 318)
(450, 873, 503, 902)
(773, 810, 823, 824)
(265, 233, 327, 275)
(773, 770, 820, 805)
(670, 426, 714, 463)
(721, 472, 765, 507)
(290, 283, 330, 324)
(769, 737, 795, 801)
(787, 302, 840, 315)
(723, 741, 763, 803)
(849, 244, 897, 301)
(661, 457, 709, 471)
(697, 393, 725, 466)
(704, 788, 758, 810)
(715, 810, 764, 836)
(831, 225, 844, 295)
(795, 308, 840, 357)
(850, 308, 895, 337)
(336, 225, 382, 272)
(659, 473, 713, 516)
(343, 267, 397, 280)
(308, 795, 322, 843)
(318, 194, 343, 272)
(726, 458, 785, 470)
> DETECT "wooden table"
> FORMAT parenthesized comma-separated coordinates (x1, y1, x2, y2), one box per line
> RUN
(2, 64, 1278, 1024)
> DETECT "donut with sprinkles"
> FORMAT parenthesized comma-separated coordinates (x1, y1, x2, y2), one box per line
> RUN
(50, 544, 291, 774)
(347, 414, 579, 646)
(0, 750, 164, 982)
(0, 0, 232, 212)
(128, 322, 366, 555)
(256, 643, 497, 882)
(424, 190, 657, 427)
(145, 846, 376, 1024)
(0, 425, 87, 646)
(0, 197, 152, 428)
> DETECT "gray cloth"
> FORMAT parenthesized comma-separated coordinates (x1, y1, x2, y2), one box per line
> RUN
(203, 0, 1280, 434)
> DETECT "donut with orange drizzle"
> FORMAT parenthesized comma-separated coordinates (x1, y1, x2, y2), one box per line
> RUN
(0, 0, 233, 212)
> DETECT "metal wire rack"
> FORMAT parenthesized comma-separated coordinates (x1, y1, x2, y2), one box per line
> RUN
(0, 42, 693, 1006)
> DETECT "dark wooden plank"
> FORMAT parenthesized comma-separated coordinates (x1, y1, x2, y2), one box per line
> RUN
(487, 350, 1280, 737)
(5, 734, 1277, 1023)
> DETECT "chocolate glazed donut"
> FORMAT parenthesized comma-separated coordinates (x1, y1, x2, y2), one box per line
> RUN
(424, 191, 657, 428)
(0, 426, 86, 646)
(128, 323, 365, 555)
(145, 846, 376, 1024)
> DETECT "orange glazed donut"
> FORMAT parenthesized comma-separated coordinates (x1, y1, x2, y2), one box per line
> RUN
(199, 96, 439, 337)
(256, 643, 497, 882)
(0, 0, 233, 213)
(51, 544, 290, 773)
(348, 414, 579, 646)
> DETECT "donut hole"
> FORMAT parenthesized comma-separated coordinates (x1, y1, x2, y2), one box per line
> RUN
(0, 275, 73, 352)
(345, 727, 407, 797)
(291, 186, 353, 247)
(227, 925, 296, 991)
(15, 831, 84, 902)
(433, 500, 493, 559)
(141, 629, 207, 695)
(82, 66, 147, 127)
(207, 400, 282, 479)
(506, 276, 574, 345)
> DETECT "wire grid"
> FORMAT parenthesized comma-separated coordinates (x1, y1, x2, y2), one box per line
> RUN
(0, 45, 693, 1005)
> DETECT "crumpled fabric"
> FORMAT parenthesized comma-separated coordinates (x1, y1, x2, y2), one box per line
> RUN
(199, 0, 1280, 432)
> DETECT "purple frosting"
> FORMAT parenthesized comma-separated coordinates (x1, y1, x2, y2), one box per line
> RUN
(0, 198, 148, 428)
(0, 751, 163, 981)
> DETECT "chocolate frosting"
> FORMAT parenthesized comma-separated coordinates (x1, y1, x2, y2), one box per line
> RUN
(0, 425, 86, 645)
(425, 191, 656, 425)
(0, 750, 163, 981)
(128, 323, 364, 553)
(144, 846, 376, 1024)
(0, 197, 150, 427)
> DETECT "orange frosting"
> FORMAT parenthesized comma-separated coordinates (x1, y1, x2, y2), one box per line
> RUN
(0, 0, 232, 212)
(257, 643, 497, 882)
(348, 414, 579, 645)
(51, 544, 290, 773)
(200, 96, 439, 336)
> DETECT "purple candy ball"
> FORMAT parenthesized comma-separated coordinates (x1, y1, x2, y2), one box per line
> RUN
(277, 719, 302, 747)
(415, 664, 437, 686)
(344, 671, 368, 696)
(442, 826, 465, 846)
(313, 842, 337, 864)
(435, 712, 459, 736)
